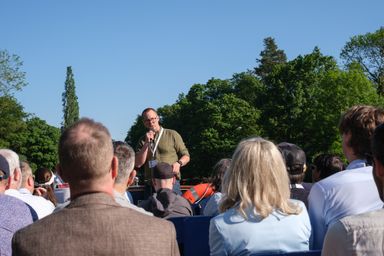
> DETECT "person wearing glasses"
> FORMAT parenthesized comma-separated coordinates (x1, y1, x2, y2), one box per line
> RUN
(135, 107, 190, 196)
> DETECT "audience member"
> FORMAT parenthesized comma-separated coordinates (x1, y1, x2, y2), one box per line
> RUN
(311, 153, 345, 182)
(112, 140, 153, 216)
(203, 158, 231, 216)
(18, 161, 55, 219)
(0, 154, 33, 256)
(308, 105, 384, 249)
(322, 123, 384, 255)
(1, 149, 38, 220)
(34, 167, 58, 206)
(209, 137, 311, 255)
(278, 142, 312, 208)
(12, 118, 179, 256)
(0, 149, 22, 192)
(139, 162, 193, 218)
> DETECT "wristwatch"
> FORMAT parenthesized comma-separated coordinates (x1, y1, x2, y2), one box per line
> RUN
(177, 160, 183, 167)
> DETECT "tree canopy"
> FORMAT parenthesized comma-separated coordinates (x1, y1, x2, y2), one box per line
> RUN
(0, 50, 27, 96)
(341, 27, 384, 95)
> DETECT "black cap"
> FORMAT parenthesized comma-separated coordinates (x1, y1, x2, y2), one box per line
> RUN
(153, 162, 174, 179)
(0, 154, 10, 179)
(277, 142, 306, 174)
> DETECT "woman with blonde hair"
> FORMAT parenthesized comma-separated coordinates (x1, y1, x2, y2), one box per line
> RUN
(209, 137, 311, 255)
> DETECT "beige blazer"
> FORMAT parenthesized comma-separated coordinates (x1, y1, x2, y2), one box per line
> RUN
(12, 192, 179, 256)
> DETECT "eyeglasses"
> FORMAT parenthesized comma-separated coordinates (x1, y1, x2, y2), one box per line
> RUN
(144, 117, 158, 123)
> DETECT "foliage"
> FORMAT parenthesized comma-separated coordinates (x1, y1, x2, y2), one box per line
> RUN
(12, 117, 60, 171)
(62, 66, 79, 130)
(254, 37, 287, 80)
(0, 96, 27, 148)
(341, 27, 384, 94)
(0, 50, 27, 96)
(260, 47, 382, 160)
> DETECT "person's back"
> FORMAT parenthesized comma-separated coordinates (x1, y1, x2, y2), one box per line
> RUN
(12, 193, 177, 256)
(139, 162, 192, 218)
(0, 194, 33, 256)
(209, 137, 311, 255)
(210, 199, 310, 255)
(12, 118, 179, 256)
(141, 187, 192, 218)
(322, 123, 384, 255)
(308, 105, 384, 249)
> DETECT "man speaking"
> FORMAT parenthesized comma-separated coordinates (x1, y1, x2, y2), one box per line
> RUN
(135, 108, 190, 195)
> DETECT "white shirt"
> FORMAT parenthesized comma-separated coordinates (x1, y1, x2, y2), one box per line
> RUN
(5, 188, 55, 219)
(308, 159, 383, 250)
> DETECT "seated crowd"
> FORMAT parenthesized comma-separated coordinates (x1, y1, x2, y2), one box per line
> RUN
(1, 104, 384, 255)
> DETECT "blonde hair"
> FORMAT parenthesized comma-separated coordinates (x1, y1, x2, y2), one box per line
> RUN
(220, 137, 301, 219)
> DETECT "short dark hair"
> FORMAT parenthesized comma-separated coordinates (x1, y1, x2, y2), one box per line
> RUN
(141, 107, 157, 117)
(339, 105, 384, 159)
(312, 154, 345, 180)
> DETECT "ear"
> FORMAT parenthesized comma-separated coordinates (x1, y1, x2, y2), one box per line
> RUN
(303, 164, 307, 173)
(27, 175, 34, 187)
(127, 170, 137, 187)
(14, 168, 21, 182)
(111, 156, 118, 179)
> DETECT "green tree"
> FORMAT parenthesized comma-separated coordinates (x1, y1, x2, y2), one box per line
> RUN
(62, 66, 79, 130)
(341, 27, 384, 94)
(0, 50, 27, 96)
(12, 117, 60, 170)
(261, 48, 382, 160)
(0, 96, 27, 148)
(254, 37, 287, 80)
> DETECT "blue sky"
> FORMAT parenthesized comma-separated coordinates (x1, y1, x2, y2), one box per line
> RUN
(1, 1, 383, 140)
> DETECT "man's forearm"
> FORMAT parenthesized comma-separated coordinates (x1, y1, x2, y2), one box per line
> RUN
(135, 143, 149, 168)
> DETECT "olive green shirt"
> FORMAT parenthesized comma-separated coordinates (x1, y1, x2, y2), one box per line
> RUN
(136, 128, 189, 180)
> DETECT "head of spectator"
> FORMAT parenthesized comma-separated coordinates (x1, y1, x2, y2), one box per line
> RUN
(57, 118, 118, 199)
(142, 107, 161, 133)
(311, 154, 345, 182)
(112, 141, 136, 193)
(152, 162, 175, 191)
(0, 154, 10, 193)
(35, 167, 55, 186)
(277, 142, 307, 185)
(339, 105, 384, 163)
(20, 161, 35, 193)
(220, 137, 301, 218)
(0, 149, 22, 190)
(34, 167, 58, 206)
(210, 158, 231, 193)
(372, 123, 384, 201)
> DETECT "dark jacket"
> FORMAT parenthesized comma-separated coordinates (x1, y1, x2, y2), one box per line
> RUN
(140, 188, 193, 219)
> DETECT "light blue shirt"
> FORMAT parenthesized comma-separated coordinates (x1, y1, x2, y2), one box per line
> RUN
(209, 200, 311, 255)
(308, 159, 383, 250)
(203, 192, 223, 216)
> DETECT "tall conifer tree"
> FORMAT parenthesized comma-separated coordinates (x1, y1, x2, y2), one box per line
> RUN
(62, 66, 79, 131)
(254, 37, 287, 80)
